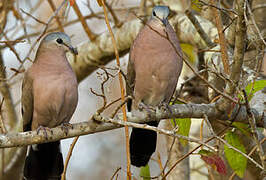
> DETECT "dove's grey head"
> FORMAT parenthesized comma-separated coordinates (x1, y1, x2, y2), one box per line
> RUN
(41, 32, 78, 55)
(151, 6, 170, 26)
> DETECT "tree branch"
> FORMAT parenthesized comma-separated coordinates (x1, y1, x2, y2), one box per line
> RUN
(217, 0, 247, 112)
(0, 103, 264, 148)
(0, 47, 17, 129)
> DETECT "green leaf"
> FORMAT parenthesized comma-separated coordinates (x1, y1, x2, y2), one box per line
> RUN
(245, 80, 266, 100)
(180, 43, 197, 64)
(171, 118, 191, 146)
(171, 100, 191, 146)
(199, 149, 212, 156)
(140, 164, 151, 180)
(224, 131, 247, 178)
(232, 122, 251, 137)
(191, 0, 203, 12)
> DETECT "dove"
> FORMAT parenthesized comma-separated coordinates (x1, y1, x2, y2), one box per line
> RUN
(127, 6, 183, 167)
(22, 32, 78, 180)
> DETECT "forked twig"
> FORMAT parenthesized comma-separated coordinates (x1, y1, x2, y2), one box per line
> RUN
(100, 0, 131, 179)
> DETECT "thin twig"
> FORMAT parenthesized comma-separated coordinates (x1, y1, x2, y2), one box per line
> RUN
(185, 9, 216, 48)
(218, 0, 247, 111)
(160, 137, 176, 180)
(0, 98, 5, 179)
(0, 40, 25, 44)
(1, 148, 4, 179)
(210, 0, 230, 74)
(1, 6, 142, 49)
(110, 167, 121, 180)
(246, 1, 266, 46)
(2, 34, 23, 63)
(98, 117, 216, 151)
(204, 114, 264, 170)
(242, 90, 265, 168)
(72, 2, 96, 40)
(165, 105, 253, 179)
(105, 2, 122, 27)
(36, 0, 67, 42)
(0, 104, 263, 151)
(111, 97, 131, 119)
(0, 98, 7, 134)
(13, 1, 30, 43)
(207, 67, 234, 84)
(157, 152, 164, 177)
(162, 126, 230, 179)
(182, 48, 237, 103)
(0, 44, 18, 128)
(105, 97, 121, 110)
(203, 114, 216, 136)
(47, 0, 65, 32)
(61, 136, 79, 180)
(222, 17, 237, 33)
(101, 0, 131, 179)
(229, 138, 266, 180)
(199, 0, 237, 15)
(20, 8, 47, 25)
(90, 67, 114, 114)
(217, 134, 263, 170)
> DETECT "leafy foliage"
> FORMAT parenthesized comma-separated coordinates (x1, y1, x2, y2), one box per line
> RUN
(171, 118, 191, 146)
(224, 131, 247, 178)
(180, 43, 197, 64)
(171, 101, 191, 146)
(140, 164, 151, 180)
(245, 80, 266, 100)
(232, 122, 251, 137)
(191, 0, 203, 12)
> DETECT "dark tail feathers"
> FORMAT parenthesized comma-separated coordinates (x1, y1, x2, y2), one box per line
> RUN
(24, 141, 63, 180)
(129, 121, 158, 167)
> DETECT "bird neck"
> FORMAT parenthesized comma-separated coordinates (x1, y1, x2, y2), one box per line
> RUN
(35, 44, 68, 65)
(147, 19, 166, 33)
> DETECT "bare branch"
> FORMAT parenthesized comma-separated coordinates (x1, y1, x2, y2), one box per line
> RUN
(72, 2, 96, 40)
(242, 90, 265, 168)
(217, 0, 247, 111)
(0, 103, 264, 148)
(61, 136, 79, 180)
(210, 0, 230, 74)
(47, 0, 65, 32)
(101, 0, 131, 178)
(185, 9, 216, 48)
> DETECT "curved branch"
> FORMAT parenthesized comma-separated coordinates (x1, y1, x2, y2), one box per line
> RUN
(0, 103, 264, 148)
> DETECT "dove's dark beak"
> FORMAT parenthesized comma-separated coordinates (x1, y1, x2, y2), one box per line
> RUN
(162, 18, 169, 26)
(63, 42, 78, 55)
(69, 46, 78, 55)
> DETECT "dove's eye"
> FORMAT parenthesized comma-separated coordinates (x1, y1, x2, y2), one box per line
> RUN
(56, 38, 63, 44)
(153, 11, 156, 16)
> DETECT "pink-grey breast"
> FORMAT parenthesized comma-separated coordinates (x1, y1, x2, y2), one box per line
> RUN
(22, 32, 78, 180)
(127, 5, 183, 167)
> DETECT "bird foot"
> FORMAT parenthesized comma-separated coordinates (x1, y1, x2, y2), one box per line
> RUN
(158, 102, 172, 114)
(36, 126, 52, 140)
(60, 122, 73, 135)
(138, 102, 156, 113)
(138, 102, 157, 119)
